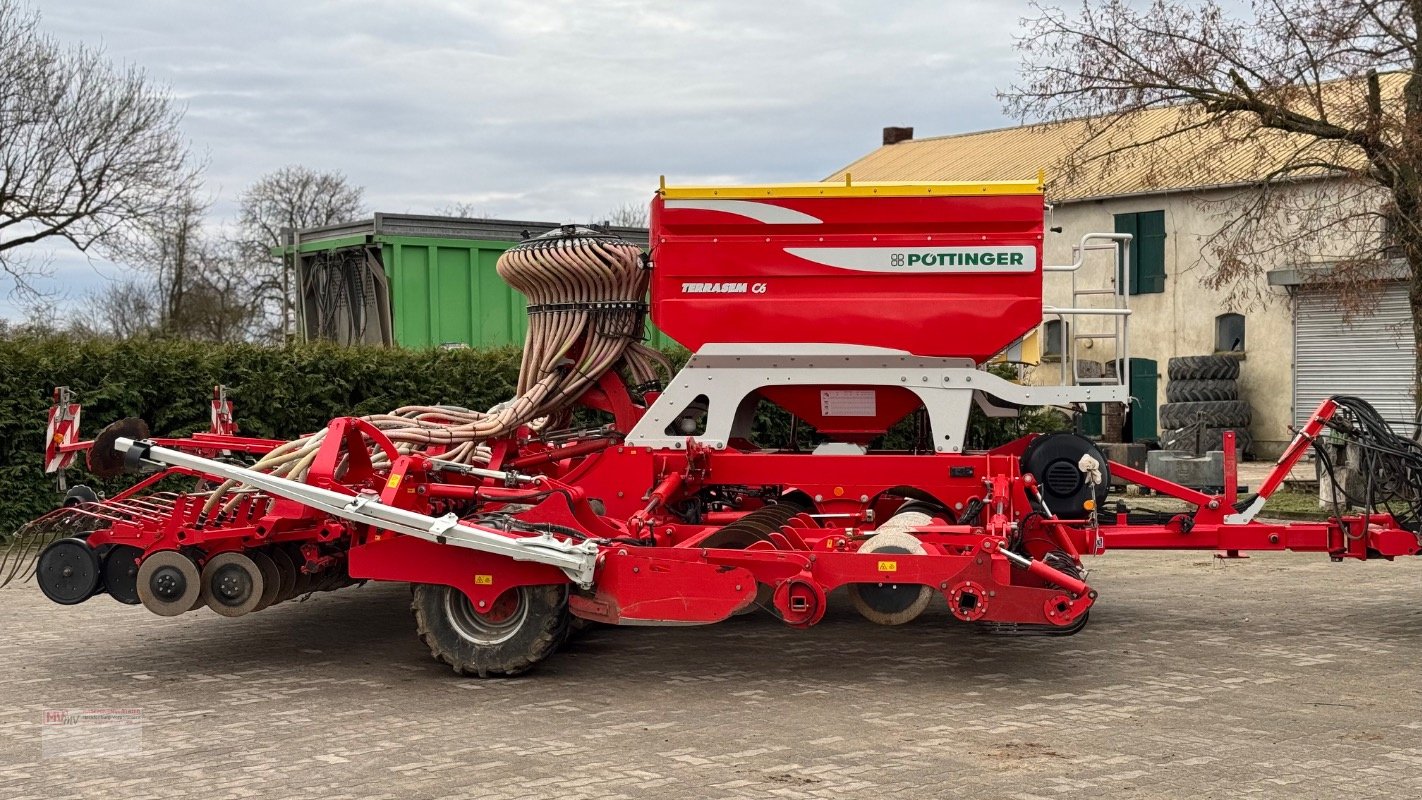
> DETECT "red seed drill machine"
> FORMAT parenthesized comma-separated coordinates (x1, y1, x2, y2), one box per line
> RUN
(5, 179, 1419, 676)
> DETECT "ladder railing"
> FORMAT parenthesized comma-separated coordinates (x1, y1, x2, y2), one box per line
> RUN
(1042, 232, 1133, 390)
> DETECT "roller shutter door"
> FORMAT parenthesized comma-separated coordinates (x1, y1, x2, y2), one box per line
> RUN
(1294, 282, 1415, 427)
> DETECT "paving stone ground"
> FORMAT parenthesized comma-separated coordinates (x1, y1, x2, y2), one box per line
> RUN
(3, 550, 1422, 799)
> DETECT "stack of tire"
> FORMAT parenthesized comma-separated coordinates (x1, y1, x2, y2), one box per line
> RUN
(1160, 355, 1251, 457)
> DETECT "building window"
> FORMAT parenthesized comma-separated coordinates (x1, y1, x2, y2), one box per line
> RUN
(1043, 319, 1068, 360)
(1114, 210, 1166, 295)
(1216, 313, 1245, 353)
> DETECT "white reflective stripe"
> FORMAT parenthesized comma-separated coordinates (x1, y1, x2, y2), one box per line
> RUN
(663, 199, 821, 224)
(1224, 495, 1267, 525)
(784, 246, 1036, 273)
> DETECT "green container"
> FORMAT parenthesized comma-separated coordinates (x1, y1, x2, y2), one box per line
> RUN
(279, 214, 673, 349)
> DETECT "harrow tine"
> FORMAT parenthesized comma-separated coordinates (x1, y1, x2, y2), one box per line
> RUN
(1, 520, 65, 587)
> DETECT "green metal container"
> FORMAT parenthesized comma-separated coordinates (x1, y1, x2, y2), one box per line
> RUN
(279, 214, 672, 349)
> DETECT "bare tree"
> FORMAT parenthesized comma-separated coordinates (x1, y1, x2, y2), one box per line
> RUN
(74, 278, 162, 339)
(1004, 2, 1422, 364)
(439, 202, 493, 219)
(237, 166, 365, 338)
(594, 201, 649, 229)
(97, 183, 268, 342)
(175, 242, 270, 343)
(0, 0, 196, 297)
(109, 190, 209, 332)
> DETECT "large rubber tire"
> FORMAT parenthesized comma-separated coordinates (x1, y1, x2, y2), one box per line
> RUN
(1167, 355, 1241, 381)
(1158, 400, 1251, 429)
(411, 583, 570, 677)
(1161, 426, 1253, 457)
(1165, 379, 1238, 403)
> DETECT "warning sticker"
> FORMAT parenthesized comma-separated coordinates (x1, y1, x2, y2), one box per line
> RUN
(821, 389, 877, 417)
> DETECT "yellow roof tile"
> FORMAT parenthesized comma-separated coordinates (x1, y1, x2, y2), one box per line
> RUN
(828, 74, 1401, 202)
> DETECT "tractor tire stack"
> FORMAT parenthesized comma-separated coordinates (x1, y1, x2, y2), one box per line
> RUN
(1159, 356, 1251, 457)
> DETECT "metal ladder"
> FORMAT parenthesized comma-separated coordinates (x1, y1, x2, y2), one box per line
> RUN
(1043, 233, 1133, 390)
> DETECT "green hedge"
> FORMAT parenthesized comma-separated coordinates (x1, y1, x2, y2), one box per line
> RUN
(0, 335, 1066, 538)
(0, 335, 527, 535)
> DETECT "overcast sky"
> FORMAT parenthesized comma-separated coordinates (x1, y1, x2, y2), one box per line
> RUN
(7, 0, 1033, 319)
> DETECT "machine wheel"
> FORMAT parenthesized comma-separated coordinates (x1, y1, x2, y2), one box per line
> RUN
(136, 550, 202, 616)
(411, 583, 570, 677)
(1161, 426, 1253, 457)
(1199, 426, 1252, 457)
(1158, 400, 1251, 430)
(267, 547, 299, 603)
(285, 544, 314, 598)
(36, 538, 101, 605)
(200, 552, 265, 617)
(101, 545, 143, 605)
(848, 530, 932, 626)
(62, 485, 100, 508)
(1166, 355, 1240, 381)
(248, 550, 282, 612)
(1164, 379, 1238, 403)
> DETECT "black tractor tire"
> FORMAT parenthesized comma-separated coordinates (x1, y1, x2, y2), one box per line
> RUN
(1164, 379, 1239, 403)
(1166, 355, 1241, 381)
(1161, 426, 1253, 457)
(1158, 400, 1251, 430)
(411, 583, 570, 678)
(1201, 426, 1253, 457)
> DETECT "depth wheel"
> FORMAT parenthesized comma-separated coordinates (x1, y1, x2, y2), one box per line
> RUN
(411, 583, 569, 677)
(36, 538, 101, 605)
(101, 545, 143, 605)
(200, 552, 264, 617)
(267, 547, 298, 603)
(848, 529, 932, 626)
(285, 544, 314, 598)
(248, 550, 282, 612)
(136, 550, 201, 616)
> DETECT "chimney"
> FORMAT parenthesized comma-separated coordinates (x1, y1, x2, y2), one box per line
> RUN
(882, 126, 914, 145)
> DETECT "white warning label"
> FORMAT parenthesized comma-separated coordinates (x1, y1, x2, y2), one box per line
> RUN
(820, 389, 877, 417)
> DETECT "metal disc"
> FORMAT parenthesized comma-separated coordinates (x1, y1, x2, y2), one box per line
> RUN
(101, 545, 143, 605)
(286, 545, 314, 598)
(248, 550, 281, 612)
(848, 530, 933, 626)
(266, 546, 298, 603)
(201, 552, 264, 617)
(88, 418, 150, 478)
(36, 538, 101, 605)
(136, 550, 202, 616)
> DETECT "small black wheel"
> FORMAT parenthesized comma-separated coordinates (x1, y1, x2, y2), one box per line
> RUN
(36, 538, 101, 605)
(101, 545, 143, 605)
(411, 583, 570, 677)
(62, 485, 100, 508)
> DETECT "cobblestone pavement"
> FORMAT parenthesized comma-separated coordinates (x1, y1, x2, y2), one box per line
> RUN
(3, 551, 1422, 799)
